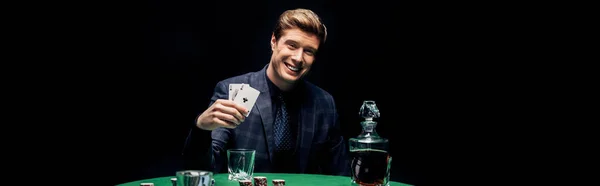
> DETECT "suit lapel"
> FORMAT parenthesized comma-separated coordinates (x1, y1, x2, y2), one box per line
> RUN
(296, 85, 315, 172)
(256, 89, 274, 164)
(251, 66, 275, 164)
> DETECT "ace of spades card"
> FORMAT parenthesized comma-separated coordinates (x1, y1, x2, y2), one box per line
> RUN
(228, 83, 246, 100)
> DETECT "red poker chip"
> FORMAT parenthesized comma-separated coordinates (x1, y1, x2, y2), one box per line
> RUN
(272, 179, 285, 186)
(253, 176, 268, 186)
(238, 179, 253, 186)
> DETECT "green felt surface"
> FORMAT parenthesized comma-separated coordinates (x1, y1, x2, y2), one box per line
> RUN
(117, 173, 412, 186)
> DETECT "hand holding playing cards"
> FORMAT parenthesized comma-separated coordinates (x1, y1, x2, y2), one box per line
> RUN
(196, 99, 249, 130)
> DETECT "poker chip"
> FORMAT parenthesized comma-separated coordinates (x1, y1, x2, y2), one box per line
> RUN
(238, 179, 253, 186)
(170, 178, 177, 186)
(272, 179, 285, 186)
(140, 183, 154, 186)
(253, 176, 268, 186)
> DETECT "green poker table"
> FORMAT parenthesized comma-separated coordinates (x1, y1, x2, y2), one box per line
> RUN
(117, 172, 412, 186)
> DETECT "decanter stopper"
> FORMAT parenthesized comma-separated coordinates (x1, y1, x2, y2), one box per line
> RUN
(359, 100, 380, 121)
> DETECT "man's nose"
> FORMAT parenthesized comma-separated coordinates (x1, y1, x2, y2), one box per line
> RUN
(291, 49, 303, 62)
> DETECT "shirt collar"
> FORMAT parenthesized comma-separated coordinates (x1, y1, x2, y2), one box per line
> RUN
(265, 69, 280, 97)
(264, 66, 304, 99)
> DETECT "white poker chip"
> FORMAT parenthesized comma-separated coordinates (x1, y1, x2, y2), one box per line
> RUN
(171, 178, 177, 181)
(140, 183, 154, 186)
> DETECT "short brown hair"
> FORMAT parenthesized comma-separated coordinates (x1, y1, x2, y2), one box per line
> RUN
(273, 8, 327, 46)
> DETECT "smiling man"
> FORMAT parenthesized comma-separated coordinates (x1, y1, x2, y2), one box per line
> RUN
(184, 8, 349, 176)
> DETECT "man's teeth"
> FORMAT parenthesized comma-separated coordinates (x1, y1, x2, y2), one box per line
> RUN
(286, 64, 299, 72)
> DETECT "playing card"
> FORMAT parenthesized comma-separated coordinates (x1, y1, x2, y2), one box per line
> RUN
(229, 83, 245, 100)
(233, 84, 260, 116)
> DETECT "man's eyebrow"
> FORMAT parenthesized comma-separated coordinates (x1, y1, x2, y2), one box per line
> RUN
(284, 40, 298, 46)
(284, 40, 317, 52)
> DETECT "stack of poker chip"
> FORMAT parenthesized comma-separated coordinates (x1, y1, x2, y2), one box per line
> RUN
(272, 179, 285, 186)
(140, 183, 154, 186)
(238, 179, 253, 186)
(253, 176, 268, 186)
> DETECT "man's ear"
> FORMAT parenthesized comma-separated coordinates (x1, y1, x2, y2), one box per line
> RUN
(270, 33, 277, 51)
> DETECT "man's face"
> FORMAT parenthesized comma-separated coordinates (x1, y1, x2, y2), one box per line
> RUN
(270, 28, 320, 85)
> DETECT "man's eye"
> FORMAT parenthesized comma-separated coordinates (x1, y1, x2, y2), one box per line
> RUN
(305, 50, 315, 56)
(288, 44, 297, 48)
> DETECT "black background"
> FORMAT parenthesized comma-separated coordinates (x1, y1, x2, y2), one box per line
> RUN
(30, 0, 554, 185)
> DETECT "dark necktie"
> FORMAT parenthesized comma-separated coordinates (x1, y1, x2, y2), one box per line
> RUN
(274, 93, 293, 152)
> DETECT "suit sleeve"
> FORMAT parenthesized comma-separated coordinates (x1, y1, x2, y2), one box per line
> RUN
(209, 81, 235, 173)
(182, 124, 213, 171)
(322, 96, 351, 176)
(182, 81, 233, 172)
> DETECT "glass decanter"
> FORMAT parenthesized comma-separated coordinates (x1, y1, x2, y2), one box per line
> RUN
(349, 100, 392, 186)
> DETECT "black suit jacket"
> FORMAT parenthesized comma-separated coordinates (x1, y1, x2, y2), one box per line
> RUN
(183, 65, 349, 176)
